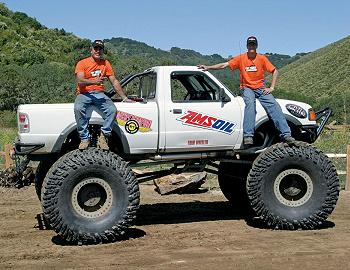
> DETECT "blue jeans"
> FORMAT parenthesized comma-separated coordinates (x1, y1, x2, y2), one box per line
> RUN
(74, 91, 117, 141)
(241, 88, 291, 139)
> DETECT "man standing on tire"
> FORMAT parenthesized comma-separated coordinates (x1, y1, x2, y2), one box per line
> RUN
(198, 36, 294, 147)
(75, 40, 130, 150)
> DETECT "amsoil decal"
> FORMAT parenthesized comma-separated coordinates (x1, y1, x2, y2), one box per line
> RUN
(116, 111, 152, 133)
(178, 110, 236, 135)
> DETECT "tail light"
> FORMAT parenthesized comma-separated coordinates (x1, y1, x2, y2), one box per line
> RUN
(308, 109, 317, 121)
(18, 113, 30, 133)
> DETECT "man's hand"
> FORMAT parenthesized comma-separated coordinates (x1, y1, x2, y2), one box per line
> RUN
(197, 64, 209, 71)
(122, 98, 136, 103)
(122, 97, 136, 103)
(263, 87, 274, 95)
(197, 62, 229, 71)
(76, 72, 106, 86)
(94, 77, 105, 85)
(96, 76, 108, 85)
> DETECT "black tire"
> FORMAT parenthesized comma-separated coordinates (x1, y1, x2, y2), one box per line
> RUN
(34, 158, 57, 200)
(41, 148, 140, 244)
(247, 142, 340, 230)
(218, 161, 252, 212)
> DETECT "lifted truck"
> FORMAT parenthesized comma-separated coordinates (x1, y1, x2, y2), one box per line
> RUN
(14, 66, 339, 244)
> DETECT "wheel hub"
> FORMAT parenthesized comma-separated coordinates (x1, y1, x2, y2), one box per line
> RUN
(274, 169, 313, 207)
(71, 177, 113, 218)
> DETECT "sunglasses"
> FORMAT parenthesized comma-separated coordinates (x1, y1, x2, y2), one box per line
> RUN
(93, 46, 104, 51)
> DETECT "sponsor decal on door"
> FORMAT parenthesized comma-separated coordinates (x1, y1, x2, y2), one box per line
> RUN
(116, 111, 152, 133)
(177, 110, 236, 135)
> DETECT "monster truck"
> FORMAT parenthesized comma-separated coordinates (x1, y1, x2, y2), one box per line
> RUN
(14, 66, 339, 244)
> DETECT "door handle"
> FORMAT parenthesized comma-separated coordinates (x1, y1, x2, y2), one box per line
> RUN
(172, 109, 183, 114)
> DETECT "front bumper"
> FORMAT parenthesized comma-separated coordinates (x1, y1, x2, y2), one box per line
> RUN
(315, 107, 333, 137)
(296, 107, 333, 143)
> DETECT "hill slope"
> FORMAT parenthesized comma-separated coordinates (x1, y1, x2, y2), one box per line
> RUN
(105, 37, 304, 92)
(0, 3, 311, 113)
(105, 37, 239, 90)
(276, 36, 350, 124)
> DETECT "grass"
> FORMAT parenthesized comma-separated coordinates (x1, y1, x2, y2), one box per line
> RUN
(0, 111, 17, 167)
(314, 128, 350, 153)
(314, 128, 349, 189)
(0, 127, 17, 168)
(0, 127, 17, 151)
(0, 111, 17, 129)
(0, 110, 17, 154)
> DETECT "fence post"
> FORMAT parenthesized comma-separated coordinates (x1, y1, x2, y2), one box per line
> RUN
(4, 144, 14, 169)
(346, 145, 350, 191)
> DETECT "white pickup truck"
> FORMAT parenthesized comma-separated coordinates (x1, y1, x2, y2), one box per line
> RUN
(14, 66, 339, 244)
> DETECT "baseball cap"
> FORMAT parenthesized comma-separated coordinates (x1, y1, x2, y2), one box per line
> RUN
(92, 39, 104, 49)
(246, 36, 258, 46)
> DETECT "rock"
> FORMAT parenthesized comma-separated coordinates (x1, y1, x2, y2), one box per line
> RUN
(0, 167, 35, 188)
(153, 172, 207, 195)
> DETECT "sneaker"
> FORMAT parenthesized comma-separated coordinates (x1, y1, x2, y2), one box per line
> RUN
(283, 136, 296, 144)
(78, 140, 90, 150)
(98, 133, 109, 150)
(243, 136, 254, 146)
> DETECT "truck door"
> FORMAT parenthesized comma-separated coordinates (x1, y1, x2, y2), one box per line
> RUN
(114, 71, 159, 154)
(164, 71, 242, 152)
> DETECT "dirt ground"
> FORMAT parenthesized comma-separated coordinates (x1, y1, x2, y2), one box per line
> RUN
(1, 184, 350, 270)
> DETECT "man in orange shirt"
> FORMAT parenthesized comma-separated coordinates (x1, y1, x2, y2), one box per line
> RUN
(74, 40, 130, 150)
(198, 36, 294, 147)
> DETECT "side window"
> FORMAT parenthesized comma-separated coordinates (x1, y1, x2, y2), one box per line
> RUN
(140, 73, 156, 99)
(124, 73, 156, 100)
(124, 77, 141, 97)
(171, 72, 220, 102)
(171, 77, 188, 101)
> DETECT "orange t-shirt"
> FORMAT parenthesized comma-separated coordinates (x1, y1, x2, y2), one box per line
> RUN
(75, 57, 115, 94)
(228, 53, 276, 89)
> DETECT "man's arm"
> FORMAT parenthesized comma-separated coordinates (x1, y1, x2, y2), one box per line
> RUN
(108, 75, 128, 101)
(197, 62, 230, 71)
(263, 69, 278, 95)
(76, 72, 104, 86)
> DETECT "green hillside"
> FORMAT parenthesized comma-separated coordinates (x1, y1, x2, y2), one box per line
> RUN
(0, 3, 91, 111)
(265, 52, 309, 69)
(105, 37, 303, 93)
(105, 37, 240, 91)
(0, 2, 309, 117)
(275, 36, 350, 124)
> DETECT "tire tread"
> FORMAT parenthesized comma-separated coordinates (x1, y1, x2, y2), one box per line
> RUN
(247, 142, 340, 230)
(41, 148, 140, 244)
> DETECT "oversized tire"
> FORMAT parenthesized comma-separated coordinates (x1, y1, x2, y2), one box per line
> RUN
(247, 142, 340, 230)
(34, 158, 57, 200)
(218, 161, 252, 212)
(41, 148, 139, 244)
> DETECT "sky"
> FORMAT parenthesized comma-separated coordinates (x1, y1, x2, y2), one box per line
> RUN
(1, 0, 349, 57)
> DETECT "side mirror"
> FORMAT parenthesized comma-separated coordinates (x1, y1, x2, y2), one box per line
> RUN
(219, 88, 231, 102)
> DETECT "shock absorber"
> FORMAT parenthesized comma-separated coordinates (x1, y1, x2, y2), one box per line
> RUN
(89, 125, 100, 147)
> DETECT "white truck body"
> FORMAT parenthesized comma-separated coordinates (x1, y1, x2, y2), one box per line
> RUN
(16, 66, 319, 156)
